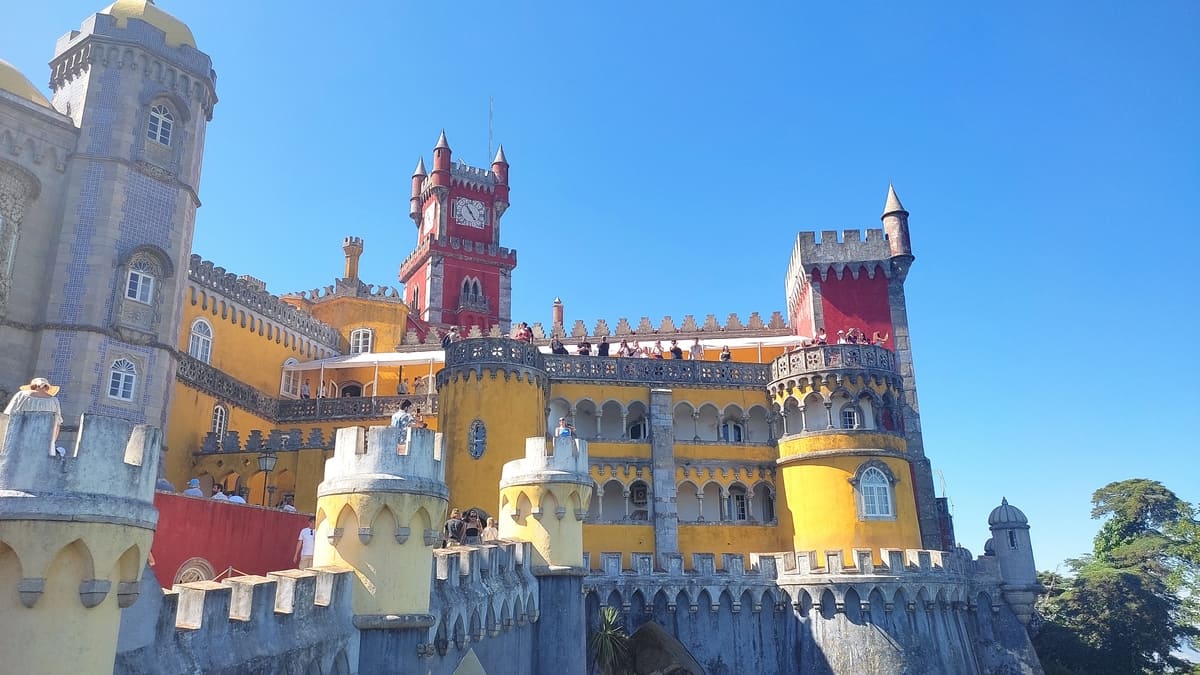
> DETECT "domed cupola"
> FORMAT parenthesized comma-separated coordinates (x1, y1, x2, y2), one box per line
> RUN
(0, 59, 51, 108)
(988, 497, 1029, 528)
(100, 0, 196, 48)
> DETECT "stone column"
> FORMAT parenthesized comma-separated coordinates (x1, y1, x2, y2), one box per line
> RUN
(648, 388, 679, 567)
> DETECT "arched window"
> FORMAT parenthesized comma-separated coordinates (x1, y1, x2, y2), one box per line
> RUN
(628, 420, 647, 441)
(469, 419, 487, 458)
(411, 287, 420, 313)
(349, 328, 373, 354)
(340, 382, 362, 397)
(147, 104, 174, 146)
(125, 260, 155, 304)
(280, 358, 299, 398)
(852, 464, 896, 519)
(462, 279, 472, 295)
(189, 319, 213, 364)
(211, 404, 228, 440)
(472, 279, 481, 296)
(108, 359, 137, 401)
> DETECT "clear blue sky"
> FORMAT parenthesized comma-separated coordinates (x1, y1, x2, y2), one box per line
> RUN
(5, 1, 1198, 571)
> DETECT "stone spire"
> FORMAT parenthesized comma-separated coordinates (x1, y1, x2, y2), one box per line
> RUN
(881, 184, 912, 258)
(492, 144, 508, 165)
(412, 156, 427, 177)
(434, 129, 451, 151)
(882, 184, 907, 217)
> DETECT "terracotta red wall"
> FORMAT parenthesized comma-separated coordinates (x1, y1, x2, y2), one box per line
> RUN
(791, 283, 815, 336)
(816, 264, 894, 342)
(150, 493, 311, 588)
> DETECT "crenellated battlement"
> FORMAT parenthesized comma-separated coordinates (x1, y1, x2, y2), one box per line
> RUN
(319, 426, 447, 500)
(420, 541, 540, 656)
(436, 338, 548, 390)
(0, 412, 160, 516)
(283, 282, 404, 303)
(547, 311, 789, 340)
(500, 437, 592, 489)
(116, 567, 357, 673)
(792, 229, 891, 266)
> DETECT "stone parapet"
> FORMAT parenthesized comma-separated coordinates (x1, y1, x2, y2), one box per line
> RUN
(421, 541, 540, 656)
(770, 343, 897, 382)
(544, 355, 770, 389)
(0, 412, 159, 528)
(436, 338, 546, 389)
(500, 437, 592, 490)
(319, 426, 446, 499)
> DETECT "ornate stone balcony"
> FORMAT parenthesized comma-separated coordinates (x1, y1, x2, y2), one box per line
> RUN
(457, 292, 490, 313)
(770, 344, 897, 383)
(544, 355, 770, 389)
(276, 395, 437, 423)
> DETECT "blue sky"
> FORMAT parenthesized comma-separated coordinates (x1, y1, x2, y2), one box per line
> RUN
(5, 1, 1198, 570)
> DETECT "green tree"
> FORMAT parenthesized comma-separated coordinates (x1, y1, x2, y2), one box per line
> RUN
(1034, 479, 1199, 674)
(589, 606, 632, 675)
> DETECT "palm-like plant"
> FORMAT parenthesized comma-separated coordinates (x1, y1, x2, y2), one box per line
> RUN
(589, 606, 632, 675)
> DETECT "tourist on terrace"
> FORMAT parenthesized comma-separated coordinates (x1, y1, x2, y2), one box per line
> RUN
(440, 326, 460, 349)
(295, 517, 316, 568)
(4, 377, 63, 451)
(556, 417, 575, 437)
(689, 339, 704, 360)
(183, 478, 204, 497)
(390, 399, 415, 440)
(211, 484, 229, 501)
(836, 330, 848, 344)
(720, 345, 732, 362)
(815, 328, 827, 345)
(871, 330, 890, 346)
(668, 340, 683, 359)
(550, 336, 568, 354)
(617, 339, 633, 357)
(482, 517, 499, 541)
(577, 338, 592, 356)
(651, 341, 665, 359)
(597, 335, 611, 356)
(397, 379, 409, 395)
(443, 508, 465, 546)
(228, 488, 247, 504)
(301, 379, 311, 399)
(462, 511, 483, 545)
(412, 407, 429, 430)
(513, 322, 533, 343)
(280, 495, 298, 513)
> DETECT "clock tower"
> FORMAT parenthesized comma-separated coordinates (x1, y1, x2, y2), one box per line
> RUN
(400, 131, 517, 333)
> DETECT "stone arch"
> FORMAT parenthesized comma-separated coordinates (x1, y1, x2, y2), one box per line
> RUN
(605, 588, 623, 609)
(115, 544, 141, 585)
(0, 541, 23, 598)
(700, 480, 722, 521)
(539, 489, 560, 518)
(46, 539, 98, 608)
(514, 491, 532, 526)
(802, 391, 826, 430)
(695, 403, 720, 441)
(626, 401, 649, 440)
(672, 401, 696, 441)
(844, 587, 864, 624)
(547, 397, 571, 434)
(676, 480, 701, 522)
(575, 398, 600, 439)
(818, 588, 837, 620)
(751, 481, 776, 522)
(599, 399, 624, 439)
(893, 586, 912, 612)
(746, 404, 771, 441)
(501, 597, 513, 631)
(453, 614, 466, 649)
(469, 608, 483, 642)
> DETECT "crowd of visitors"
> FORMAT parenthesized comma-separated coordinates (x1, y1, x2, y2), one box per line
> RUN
(440, 508, 498, 547)
(801, 326, 889, 348)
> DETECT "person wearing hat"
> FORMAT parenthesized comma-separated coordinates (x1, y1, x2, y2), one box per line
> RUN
(3, 377, 63, 451)
(182, 478, 204, 497)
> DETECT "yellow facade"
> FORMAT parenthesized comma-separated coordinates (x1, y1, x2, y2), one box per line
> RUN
(0, 520, 150, 675)
(315, 491, 445, 615)
(439, 369, 546, 517)
(499, 481, 593, 568)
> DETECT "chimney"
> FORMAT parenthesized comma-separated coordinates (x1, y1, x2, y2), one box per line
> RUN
(343, 237, 364, 280)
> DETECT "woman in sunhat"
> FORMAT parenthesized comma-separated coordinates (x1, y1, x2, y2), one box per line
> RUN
(4, 377, 64, 450)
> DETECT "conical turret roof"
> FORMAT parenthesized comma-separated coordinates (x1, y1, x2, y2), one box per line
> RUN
(882, 184, 907, 217)
(412, 157, 427, 177)
(435, 129, 451, 151)
(492, 144, 508, 165)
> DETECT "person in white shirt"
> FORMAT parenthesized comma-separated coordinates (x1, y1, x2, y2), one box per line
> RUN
(295, 517, 316, 568)
(227, 489, 247, 504)
(280, 495, 298, 512)
(211, 484, 229, 501)
(182, 478, 204, 497)
(689, 339, 705, 360)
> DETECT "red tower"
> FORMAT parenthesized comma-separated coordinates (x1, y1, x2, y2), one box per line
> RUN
(399, 132, 516, 333)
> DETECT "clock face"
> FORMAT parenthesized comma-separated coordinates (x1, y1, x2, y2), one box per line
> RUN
(422, 203, 437, 235)
(454, 198, 488, 228)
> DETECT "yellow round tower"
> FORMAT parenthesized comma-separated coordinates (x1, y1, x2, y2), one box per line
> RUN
(770, 344, 923, 559)
(498, 434, 594, 675)
(437, 338, 548, 515)
(314, 424, 448, 623)
(498, 436, 595, 570)
(0, 412, 160, 675)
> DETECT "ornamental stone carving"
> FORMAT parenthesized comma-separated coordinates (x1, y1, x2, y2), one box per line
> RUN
(0, 163, 39, 312)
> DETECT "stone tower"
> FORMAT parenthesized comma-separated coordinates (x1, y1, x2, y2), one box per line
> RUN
(7, 1, 216, 436)
(315, 424, 449, 672)
(399, 132, 516, 333)
(499, 435, 595, 675)
(987, 497, 1041, 624)
(0, 411, 161, 675)
(782, 185, 949, 549)
(436, 338, 549, 520)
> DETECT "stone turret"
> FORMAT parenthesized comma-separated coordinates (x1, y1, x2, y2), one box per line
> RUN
(499, 436, 594, 675)
(987, 497, 1040, 625)
(0, 411, 160, 675)
(315, 425, 448, 625)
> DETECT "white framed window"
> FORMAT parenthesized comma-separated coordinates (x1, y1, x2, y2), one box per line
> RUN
(840, 407, 859, 430)
(728, 486, 749, 521)
(211, 404, 228, 439)
(859, 467, 893, 518)
(189, 319, 213, 364)
(126, 264, 155, 304)
(281, 358, 300, 398)
(108, 359, 137, 401)
(349, 328, 373, 355)
(720, 421, 745, 442)
(147, 104, 174, 146)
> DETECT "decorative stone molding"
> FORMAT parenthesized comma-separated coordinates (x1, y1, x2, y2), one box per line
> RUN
(544, 355, 769, 388)
(78, 579, 112, 608)
(395, 527, 410, 544)
(17, 577, 44, 608)
(358, 527, 372, 545)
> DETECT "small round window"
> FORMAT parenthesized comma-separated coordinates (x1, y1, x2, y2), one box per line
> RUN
(469, 419, 487, 459)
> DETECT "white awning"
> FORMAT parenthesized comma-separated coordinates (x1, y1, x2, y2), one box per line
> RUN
(282, 350, 444, 371)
